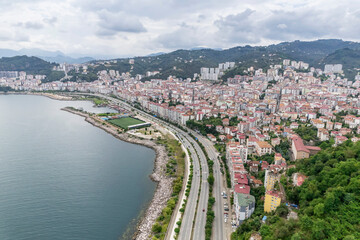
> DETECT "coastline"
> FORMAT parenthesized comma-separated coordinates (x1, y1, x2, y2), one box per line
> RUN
(61, 107, 174, 240)
(0, 91, 73, 101)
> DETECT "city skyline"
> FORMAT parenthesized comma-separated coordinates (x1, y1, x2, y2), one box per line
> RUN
(0, 0, 359, 58)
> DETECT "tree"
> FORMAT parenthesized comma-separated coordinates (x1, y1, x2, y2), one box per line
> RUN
(276, 203, 289, 217)
(275, 225, 291, 239)
(311, 219, 327, 240)
(207, 174, 214, 186)
(291, 233, 302, 240)
(152, 223, 162, 233)
(259, 224, 271, 237)
(314, 203, 324, 217)
(300, 215, 313, 231)
(232, 141, 360, 240)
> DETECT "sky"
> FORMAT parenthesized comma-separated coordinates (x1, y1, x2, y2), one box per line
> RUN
(0, 0, 359, 58)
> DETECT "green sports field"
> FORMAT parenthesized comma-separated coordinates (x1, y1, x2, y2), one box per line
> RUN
(108, 117, 145, 129)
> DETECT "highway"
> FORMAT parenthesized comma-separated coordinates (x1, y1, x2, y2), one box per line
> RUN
(191, 131, 227, 240)
(192, 137, 209, 240)
(151, 124, 209, 240)
(177, 134, 200, 240)
(84, 93, 210, 240)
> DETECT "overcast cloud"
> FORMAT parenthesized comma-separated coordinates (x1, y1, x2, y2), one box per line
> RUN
(0, 0, 358, 58)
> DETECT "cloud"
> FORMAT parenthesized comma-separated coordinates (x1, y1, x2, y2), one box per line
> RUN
(24, 21, 44, 29)
(156, 23, 209, 49)
(261, 9, 339, 41)
(214, 9, 260, 44)
(15, 21, 44, 30)
(0, 0, 360, 57)
(44, 17, 57, 25)
(73, 0, 235, 20)
(0, 30, 29, 42)
(212, 3, 360, 45)
(96, 10, 146, 36)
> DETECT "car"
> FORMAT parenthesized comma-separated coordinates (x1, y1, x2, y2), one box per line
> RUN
(203, 208, 205, 212)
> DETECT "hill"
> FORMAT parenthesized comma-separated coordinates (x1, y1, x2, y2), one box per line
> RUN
(3, 39, 359, 82)
(0, 56, 65, 82)
(320, 48, 360, 80)
(39, 55, 94, 64)
(231, 140, 360, 240)
(267, 39, 360, 66)
(88, 39, 360, 81)
(0, 56, 55, 73)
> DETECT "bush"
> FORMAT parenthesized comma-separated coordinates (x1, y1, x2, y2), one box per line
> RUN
(152, 223, 162, 234)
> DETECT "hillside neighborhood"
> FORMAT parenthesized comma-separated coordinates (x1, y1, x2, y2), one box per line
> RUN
(1, 55, 360, 234)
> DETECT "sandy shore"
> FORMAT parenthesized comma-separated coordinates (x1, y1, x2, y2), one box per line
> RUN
(62, 107, 174, 240)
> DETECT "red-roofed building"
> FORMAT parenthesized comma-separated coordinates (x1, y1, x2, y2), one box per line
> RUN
(271, 137, 280, 146)
(207, 134, 217, 142)
(291, 135, 321, 160)
(235, 173, 248, 185)
(234, 184, 251, 194)
(222, 118, 230, 126)
(264, 191, 281, 212)
(292, 173, 307, 187)
(335, 135, 348, 146)
(261, 161, 269, 170)
(253, 179, 263, 187)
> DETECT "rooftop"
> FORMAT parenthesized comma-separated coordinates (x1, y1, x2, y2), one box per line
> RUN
(236, 193, 255, 207)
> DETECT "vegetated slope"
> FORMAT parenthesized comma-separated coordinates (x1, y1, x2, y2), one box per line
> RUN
(87, 39, 360, 81)
(40, 55, 94, 64)
(0, 55, 56, 73)
(320, 48, 360, 80)
(231, 140, 360, 240)
(268, 39, 360, 66)
(0, 55, 65, 82)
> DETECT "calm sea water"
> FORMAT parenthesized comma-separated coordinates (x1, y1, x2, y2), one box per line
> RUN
(0, 95, 156, 240)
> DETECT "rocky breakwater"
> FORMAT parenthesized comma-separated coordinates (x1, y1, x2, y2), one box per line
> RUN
(61, 107, 173, 240)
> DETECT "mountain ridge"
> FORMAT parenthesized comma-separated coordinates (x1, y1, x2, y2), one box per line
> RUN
(2, 39, 360, 81)
(98, 39, 360, 80)
(0, 48, 94, 64)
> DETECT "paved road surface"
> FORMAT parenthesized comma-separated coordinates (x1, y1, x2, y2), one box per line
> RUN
(192, 131, 227, 240)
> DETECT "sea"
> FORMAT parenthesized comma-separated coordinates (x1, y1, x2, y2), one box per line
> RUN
(0, 94, 156, 240)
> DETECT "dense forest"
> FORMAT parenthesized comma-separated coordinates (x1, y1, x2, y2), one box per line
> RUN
(0, 55, 66, 82)
(232, 140, 360, 240)
(0, 56, 56, 74)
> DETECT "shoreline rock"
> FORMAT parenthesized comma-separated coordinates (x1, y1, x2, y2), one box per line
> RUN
(61, 107, 174, 240)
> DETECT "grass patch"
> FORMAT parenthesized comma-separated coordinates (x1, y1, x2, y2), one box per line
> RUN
(81, 96, 109, 106)
(108, 117, 145, 129)
(151, 134, 186, 240)
(97, 112, 119, 116)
